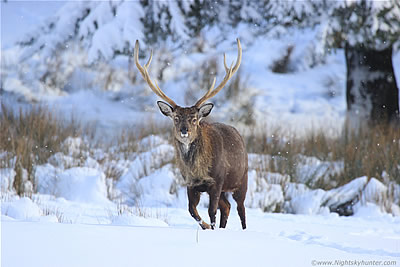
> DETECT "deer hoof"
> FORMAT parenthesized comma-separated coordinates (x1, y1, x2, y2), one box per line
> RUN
(199, 221, 211, 230)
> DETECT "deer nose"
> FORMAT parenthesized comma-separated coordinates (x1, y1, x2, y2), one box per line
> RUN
(180, 128, 189, 137)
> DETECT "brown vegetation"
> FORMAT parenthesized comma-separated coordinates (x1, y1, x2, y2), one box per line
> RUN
(0, 104, 82, 195)
(1, 102, 398, 211)
(245, 124, 400, 189)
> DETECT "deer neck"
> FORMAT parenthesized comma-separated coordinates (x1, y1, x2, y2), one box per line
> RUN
(180, 141, 191, 155)
(176, 136, 201, 165)
(175, 125, 211, 166)
(174, 126, 213, 187)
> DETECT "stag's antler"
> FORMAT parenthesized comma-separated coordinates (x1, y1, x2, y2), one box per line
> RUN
(134, 40, 177, 108)
(195, 38, 242, 108)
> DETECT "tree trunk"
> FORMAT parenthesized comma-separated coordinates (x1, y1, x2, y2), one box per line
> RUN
(345, 43, 399, 127)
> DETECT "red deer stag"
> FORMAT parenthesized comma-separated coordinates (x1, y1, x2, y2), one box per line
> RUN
(134, 39, 247, 230)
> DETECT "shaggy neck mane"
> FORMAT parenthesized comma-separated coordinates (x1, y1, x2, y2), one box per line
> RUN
(174, 123, 213, 187)
(177, 128, 207, 166)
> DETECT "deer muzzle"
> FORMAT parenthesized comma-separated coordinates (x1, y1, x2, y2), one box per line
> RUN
(180, 127, 189, 138)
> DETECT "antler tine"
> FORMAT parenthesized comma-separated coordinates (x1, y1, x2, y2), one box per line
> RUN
(195, 38, 242, 108)
(223, 53, 233, 73)
(134, 40, 177, 108)
(144, 49, 153, 69)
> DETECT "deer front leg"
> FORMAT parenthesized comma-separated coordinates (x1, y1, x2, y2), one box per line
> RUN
(187, 188, 210, 230)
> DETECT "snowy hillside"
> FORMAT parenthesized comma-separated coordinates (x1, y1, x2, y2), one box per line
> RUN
(2, 1, 400, 135)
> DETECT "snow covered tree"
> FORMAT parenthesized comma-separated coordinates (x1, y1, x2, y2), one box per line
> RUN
(13, 0, 196, 96)
(325, 0, 400, 126)
(272, 0, 400, 126)
(18, 1, 145, 62)
(140, 0, 191, 45)
(186, 0, 219, 37)
(227, 0, 274, 30)
(247, 0, 400, 126)
(17, 0, 192, 63)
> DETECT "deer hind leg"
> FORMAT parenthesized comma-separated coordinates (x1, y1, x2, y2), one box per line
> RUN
(233, 173, 248, 230)
(187, 188, 210, 230)
(218, 192, 231, 228)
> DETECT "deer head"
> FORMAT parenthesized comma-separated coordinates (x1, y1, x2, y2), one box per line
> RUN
(134, 39, 242, 146)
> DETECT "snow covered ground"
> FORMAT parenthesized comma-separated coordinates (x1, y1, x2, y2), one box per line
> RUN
(2, 195, 400, 267)
(2, 139, 399, 267)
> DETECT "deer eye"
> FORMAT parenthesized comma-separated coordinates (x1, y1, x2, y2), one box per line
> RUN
(192, 118, 197, 124)
(174, 117, 179, 123)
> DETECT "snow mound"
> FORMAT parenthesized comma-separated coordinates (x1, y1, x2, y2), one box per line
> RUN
(53, 167, 109, 204)
(326, 176, 368, 207)
(246, 170, 285, 212)
(117, 142, 177, 204)
(353, 202, 385, 218)
(362, 177, 388, 206)
(2, 197, 41, 220)
(289, 189, 330, 215)
(111, 214, 168, 228)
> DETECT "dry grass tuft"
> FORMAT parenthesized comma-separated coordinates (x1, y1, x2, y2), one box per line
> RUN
(341, 125, 400, 185)
(0, 103, 82, 195)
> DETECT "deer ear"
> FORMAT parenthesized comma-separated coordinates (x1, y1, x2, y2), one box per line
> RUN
(157, 101, 174, 118)
(198, 103, 214, 119)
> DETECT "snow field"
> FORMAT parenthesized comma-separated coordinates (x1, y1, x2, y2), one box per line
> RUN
(2, 162, 400, 267)
(2, 205, 400, 267)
